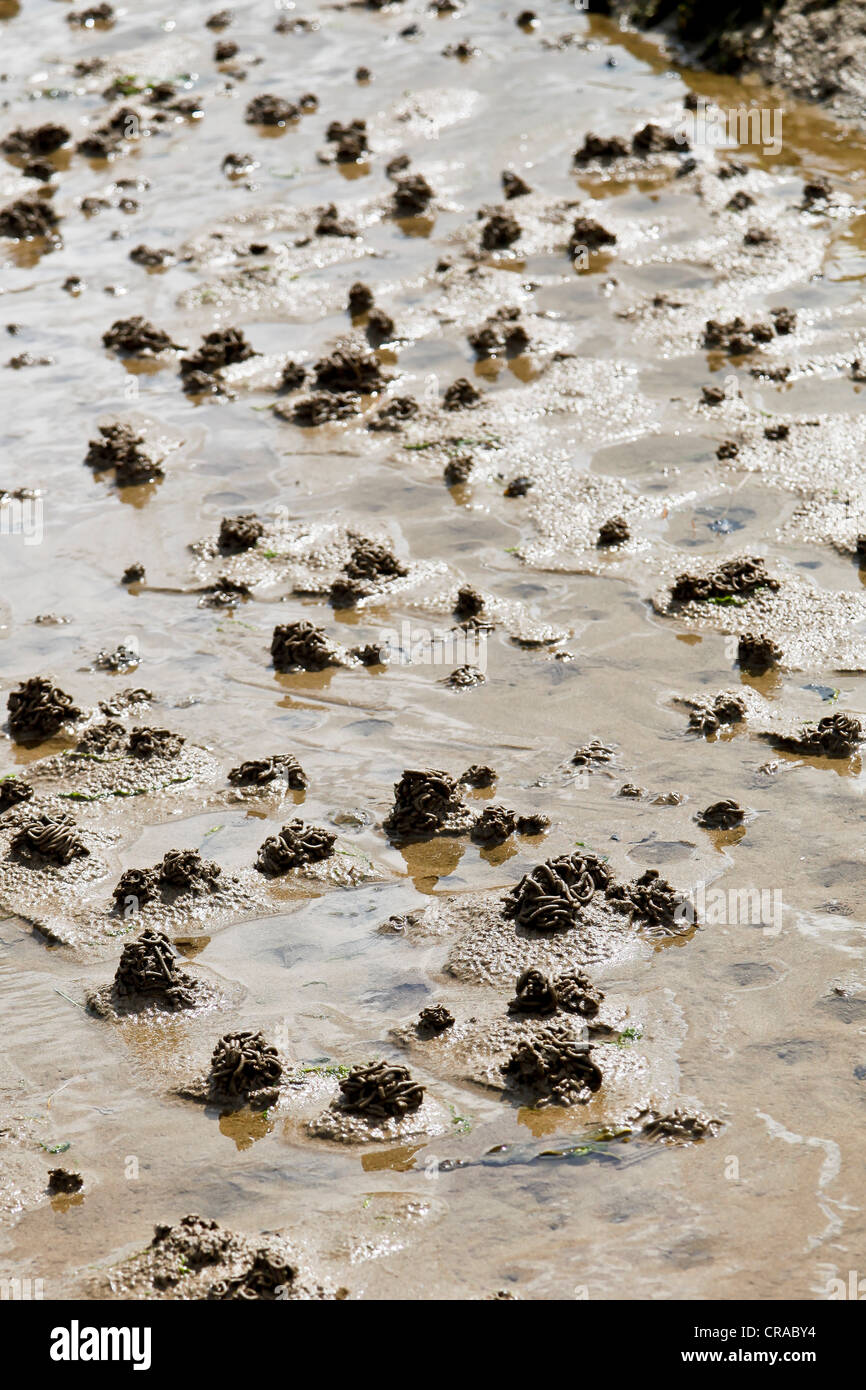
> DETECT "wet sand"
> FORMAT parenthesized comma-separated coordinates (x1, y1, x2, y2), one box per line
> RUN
(2, 1, 866, 1300)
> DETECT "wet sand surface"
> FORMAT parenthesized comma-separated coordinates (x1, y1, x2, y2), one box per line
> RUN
(2, 1, 866, 1300)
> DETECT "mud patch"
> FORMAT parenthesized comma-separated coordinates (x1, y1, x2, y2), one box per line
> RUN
(25, 734, 220, 803)
(89, 1214, 339, 1300)
(654, 560, 866, 671)
(87, 927, 219, 1018)
(303, 1061, 449, 1146)
(7, 676, 82, 742)
(255, 820, 336, 875)
(383, 768, 475, 840)
(396, 859, 697, 988)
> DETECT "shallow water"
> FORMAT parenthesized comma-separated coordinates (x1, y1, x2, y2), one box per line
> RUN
(2, 1, 866, 1299)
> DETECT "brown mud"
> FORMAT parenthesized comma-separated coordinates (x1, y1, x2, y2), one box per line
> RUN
(88, 1213, 341, 1300)
(608, 1, 866, 124)
(2, 0, 866, 1304)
